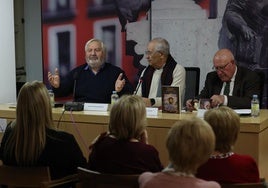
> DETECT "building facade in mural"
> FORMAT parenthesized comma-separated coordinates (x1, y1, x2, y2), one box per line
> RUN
(42, 0, 150, 89)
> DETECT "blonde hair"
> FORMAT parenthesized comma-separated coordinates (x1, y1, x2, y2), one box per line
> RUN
(4, 81, 54, 165)
(109, 95, 147, 140)
(166, 117, 215, 174)
(204, 106, 240, 153)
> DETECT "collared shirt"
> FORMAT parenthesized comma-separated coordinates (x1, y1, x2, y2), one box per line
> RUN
(220, 67, 237, 106)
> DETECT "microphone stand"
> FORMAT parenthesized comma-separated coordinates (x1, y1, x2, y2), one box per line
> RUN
(134, 78, 143, 95)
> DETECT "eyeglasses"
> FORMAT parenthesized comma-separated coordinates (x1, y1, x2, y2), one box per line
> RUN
(145, 50, 158, 56)
(212, 62, 231, 71)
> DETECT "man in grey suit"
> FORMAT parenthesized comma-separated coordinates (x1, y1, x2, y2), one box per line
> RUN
(186, 49, 262, 110)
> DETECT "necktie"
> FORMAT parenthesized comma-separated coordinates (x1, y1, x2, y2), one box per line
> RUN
(224, 82, 230, 95)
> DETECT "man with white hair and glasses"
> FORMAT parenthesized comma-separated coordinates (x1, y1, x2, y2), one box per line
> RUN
(135, 37, 186, 107)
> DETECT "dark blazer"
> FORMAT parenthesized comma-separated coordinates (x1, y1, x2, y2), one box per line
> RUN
(0, 125, 87, 180)
(197, 66, 262, 109)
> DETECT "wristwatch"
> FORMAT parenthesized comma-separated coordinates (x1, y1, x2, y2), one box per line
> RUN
(150, 98, 155, 106)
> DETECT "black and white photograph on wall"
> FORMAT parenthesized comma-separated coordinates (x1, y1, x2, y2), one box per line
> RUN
(219, 0, 268, 108)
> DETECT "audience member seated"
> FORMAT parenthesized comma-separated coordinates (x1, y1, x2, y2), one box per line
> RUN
(139, 118, 220, 188)
(0, 81, 87, 179)
(196, 106, 260, 183)
(87, 95, 163, 174)
(48, 38, 133, 103)
(186, 49, 262, 110)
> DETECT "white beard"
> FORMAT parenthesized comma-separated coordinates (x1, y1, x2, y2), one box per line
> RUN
(86, 58, 103, 69)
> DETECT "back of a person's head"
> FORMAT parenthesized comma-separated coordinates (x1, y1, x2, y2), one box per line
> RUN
(5, 81, 53, 165)
(166, 117, 215, 174)
(109, 95, 147, 140)
(204, 106, 240, 153)
(17, 81, 53, 129)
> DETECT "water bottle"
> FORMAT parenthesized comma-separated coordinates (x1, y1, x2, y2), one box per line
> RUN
(251, 94, 260, 117)
(48, 90, 55, 107)
(111, 91, 119, 105)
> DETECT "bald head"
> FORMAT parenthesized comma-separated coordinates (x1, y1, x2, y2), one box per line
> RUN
(213, 49, 236, 82)
(213, 49, 235, 63)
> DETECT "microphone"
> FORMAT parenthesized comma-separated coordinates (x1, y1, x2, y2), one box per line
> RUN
(73, 71, 79, 101)
(134, 77, 143, 95)
(64, 70, 84, 111)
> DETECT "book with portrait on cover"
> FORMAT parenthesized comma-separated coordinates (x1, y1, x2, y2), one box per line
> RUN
(199, 98, 212, 110)
(162, 85, 180, 114)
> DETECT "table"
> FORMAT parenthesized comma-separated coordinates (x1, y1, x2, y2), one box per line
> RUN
(0, 104, 268, 179)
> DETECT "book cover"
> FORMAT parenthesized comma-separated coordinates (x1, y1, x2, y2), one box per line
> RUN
(199, 98, 212, 110)
(162, 86, 180, 113)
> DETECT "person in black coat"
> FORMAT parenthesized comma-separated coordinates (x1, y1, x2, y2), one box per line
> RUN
(186, 49, 262, 110)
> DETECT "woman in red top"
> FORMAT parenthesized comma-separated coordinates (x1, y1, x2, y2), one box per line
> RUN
(196, 106, 260, 183)
(87, 95, 163, 174)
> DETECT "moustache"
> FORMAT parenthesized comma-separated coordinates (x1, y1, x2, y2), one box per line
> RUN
(88, 56, 98, 60)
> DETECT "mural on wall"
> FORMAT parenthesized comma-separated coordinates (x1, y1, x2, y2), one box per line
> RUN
(114, 0, 151, 32)
(194, 0, 218, 18)
(41, 0, 151, 91)
(115, 0, 151, 83)
(130, 0, 218, 80)
(41, 0, 267, 107)
(219, 0, 268, 108)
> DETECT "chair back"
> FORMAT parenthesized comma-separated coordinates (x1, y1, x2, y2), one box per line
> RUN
(77, 167, 139, 188)
(183, 67, 200, 106)
(221, 181, 267, 188)
(0, 165, 79, 188)
(0, 165, 51, 187)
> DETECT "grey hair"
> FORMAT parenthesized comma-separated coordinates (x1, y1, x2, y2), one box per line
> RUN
(84, 38, 106, 54)
(151, 37, 170, 55)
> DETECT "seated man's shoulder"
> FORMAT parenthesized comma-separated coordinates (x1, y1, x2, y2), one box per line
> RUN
(238, 65, 256, 74)
(104, 63, 122, 71)
(206, 71, 218, 78)
(175, 63, 185, 69)
(238, 66, 261, 79)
